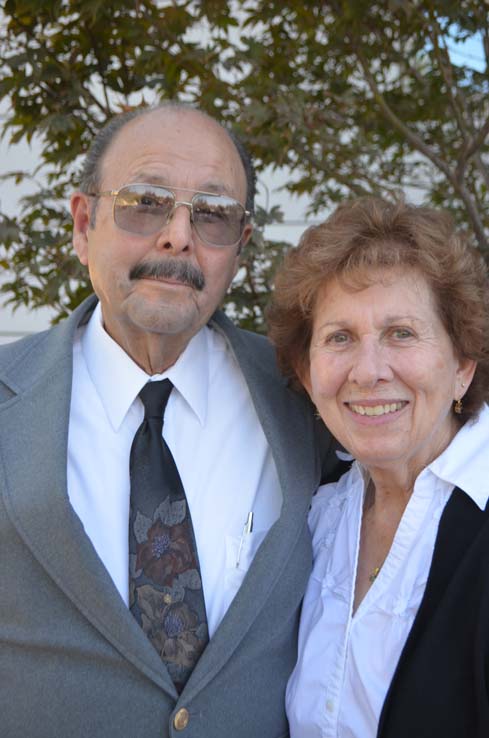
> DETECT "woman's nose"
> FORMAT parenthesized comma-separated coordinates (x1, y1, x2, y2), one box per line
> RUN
(348, 338, 393, 387)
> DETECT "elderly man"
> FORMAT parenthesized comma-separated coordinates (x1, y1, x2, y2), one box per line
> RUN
(0, 105, 338, 737)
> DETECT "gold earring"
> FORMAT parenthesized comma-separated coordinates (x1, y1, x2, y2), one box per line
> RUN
(454, 398, 463, 414)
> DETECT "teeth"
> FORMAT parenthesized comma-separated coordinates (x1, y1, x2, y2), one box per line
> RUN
(350, 402, 404, 416)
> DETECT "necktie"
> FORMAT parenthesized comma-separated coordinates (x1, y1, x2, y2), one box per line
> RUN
(129, 379, 208, 691)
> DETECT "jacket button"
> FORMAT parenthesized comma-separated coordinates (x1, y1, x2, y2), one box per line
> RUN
(174, 708, 190, 731)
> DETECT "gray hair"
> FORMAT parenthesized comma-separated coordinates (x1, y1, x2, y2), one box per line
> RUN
(78, 103, 256, 219)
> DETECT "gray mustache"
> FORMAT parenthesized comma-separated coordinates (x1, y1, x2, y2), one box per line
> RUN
(130, 260, 205, 291)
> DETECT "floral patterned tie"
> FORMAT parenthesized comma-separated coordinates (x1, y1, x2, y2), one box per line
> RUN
(129, 379, 208, 692)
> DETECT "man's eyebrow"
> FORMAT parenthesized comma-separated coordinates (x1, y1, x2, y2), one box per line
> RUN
(130, 173, 235, 197)
(199, 181, 235, 197)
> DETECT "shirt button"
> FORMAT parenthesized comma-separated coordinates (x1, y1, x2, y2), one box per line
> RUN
(173, 708, 190, 731)
(326, 699, 335, 713)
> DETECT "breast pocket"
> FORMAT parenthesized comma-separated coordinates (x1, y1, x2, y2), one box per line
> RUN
(224, 530, 268, 594)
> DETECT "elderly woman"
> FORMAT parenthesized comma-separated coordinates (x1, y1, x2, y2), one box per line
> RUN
(267, 197, 489, 738)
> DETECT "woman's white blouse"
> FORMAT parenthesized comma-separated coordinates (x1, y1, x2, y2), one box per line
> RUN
(286, 405, 489, 738)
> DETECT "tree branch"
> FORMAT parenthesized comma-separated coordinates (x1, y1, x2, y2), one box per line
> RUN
(425, 11, 471, 141)
(294, 146, 377, 197)
(372, 28, 427, 88)
(451, 178, 488, 251)
(472, 153, 489, 192)
(81, 84, 112, 118)
(354, 42, 488, 250)
(354, 44, 452, 179)
(426, 7, 489, 195)
(472, 4, 489, 71)
(456, 115, 489, 179)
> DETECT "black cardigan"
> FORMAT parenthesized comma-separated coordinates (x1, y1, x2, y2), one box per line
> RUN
(378, 488, 489, 738)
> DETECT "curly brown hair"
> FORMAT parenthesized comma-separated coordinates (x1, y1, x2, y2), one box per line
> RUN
(267, 196, 489, 421)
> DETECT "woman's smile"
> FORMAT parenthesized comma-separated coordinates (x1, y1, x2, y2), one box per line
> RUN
(304, 266, 472, 476)
(346, 400, 408, 417)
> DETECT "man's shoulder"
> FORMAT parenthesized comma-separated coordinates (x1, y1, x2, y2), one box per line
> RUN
(209, 310, 319, 423)
(0, 296, 97, 384)
(209, 311, 276, 365)
(0, 330, 50, 367)
(0, 331, 54, 403)
(230, 324, 274, 359)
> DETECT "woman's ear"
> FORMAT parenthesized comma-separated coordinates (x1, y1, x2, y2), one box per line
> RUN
(457, 357, 477, 399)
(295, 358, 312, 397)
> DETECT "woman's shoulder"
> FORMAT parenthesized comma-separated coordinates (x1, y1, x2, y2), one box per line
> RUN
(309, 464, 363, 546)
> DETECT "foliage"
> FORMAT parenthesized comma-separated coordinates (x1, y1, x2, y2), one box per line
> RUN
(1, 0, 489, 332)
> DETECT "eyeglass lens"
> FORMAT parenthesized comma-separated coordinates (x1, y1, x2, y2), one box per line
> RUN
(113, 184, 246, 246)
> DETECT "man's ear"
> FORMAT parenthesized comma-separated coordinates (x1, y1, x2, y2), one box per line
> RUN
(70, 192, 92, 266)
(234, 222, 253, 261)
(240, 222, 253, 249)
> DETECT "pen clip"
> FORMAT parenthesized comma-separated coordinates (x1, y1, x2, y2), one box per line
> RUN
(235, 511, 254, 569)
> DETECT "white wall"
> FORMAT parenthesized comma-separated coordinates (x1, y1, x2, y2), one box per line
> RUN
(0, 128, 57, 342)
(0, 303, 56, 345)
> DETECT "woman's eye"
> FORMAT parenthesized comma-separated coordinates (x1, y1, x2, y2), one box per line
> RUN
(391, 327, 414, 339)
(326, 332, 350, 345)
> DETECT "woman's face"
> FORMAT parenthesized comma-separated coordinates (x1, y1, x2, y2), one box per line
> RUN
(302, 266, 476, 477)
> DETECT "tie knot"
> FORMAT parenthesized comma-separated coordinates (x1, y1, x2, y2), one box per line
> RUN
(139, 379, 173, 419)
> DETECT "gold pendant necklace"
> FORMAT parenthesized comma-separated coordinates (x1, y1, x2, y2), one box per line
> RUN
(369, 565, 381, 584)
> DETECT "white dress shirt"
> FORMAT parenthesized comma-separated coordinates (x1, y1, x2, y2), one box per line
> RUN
(67, 303, 282, 637)
(286, 404, 489, 738)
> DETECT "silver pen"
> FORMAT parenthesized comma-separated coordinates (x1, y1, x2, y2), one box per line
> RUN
(236, 511, 254, 568)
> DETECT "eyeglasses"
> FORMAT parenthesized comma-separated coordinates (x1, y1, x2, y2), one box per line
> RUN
(88, 183, 250, 247)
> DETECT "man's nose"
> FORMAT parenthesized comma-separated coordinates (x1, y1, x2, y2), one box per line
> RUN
(347, 337, 394, 387)
(155, 201, 193, 253)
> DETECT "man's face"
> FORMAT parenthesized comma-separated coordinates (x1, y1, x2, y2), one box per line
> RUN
(71, 109, 252, 364)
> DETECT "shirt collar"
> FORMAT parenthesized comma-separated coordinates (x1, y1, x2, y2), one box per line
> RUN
(348, 404, 489, 512)
(81, 302, 209, 431)
(427, 403, 489, 510)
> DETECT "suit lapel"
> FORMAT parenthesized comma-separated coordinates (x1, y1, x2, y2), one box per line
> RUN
(182, 311, 322, 698)
(209, 310, 324, 496)
(0, 298, 177, 698)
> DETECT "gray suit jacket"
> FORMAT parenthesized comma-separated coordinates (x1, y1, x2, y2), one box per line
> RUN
(0, 296, 336, 738)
